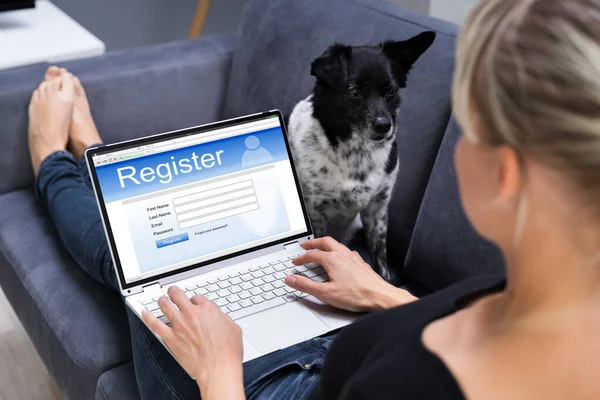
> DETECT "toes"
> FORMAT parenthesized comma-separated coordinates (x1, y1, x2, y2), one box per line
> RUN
(60, 73, 76, 97)
(72, 76, 84, 97)
(30, 88, 40, 105)
(37, 81, 48, 95)
(44, 66, 60, 81)
(50, 77, 62, 91)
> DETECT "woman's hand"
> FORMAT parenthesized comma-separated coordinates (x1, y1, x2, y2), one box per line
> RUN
(142, 287, 245, 400)
(285, 237, 417, 312)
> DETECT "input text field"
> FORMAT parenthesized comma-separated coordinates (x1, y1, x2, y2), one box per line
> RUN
(173, 179, 260, 230)
(174, 187, 256, 214)
(179, 203, 259, 229)
(173, 180, 253, 206)
(177, 197, 259, 223)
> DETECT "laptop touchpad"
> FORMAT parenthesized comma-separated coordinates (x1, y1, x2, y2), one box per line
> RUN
(238, 303, 328, 353)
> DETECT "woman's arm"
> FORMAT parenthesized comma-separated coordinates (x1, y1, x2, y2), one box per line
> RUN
(142, 287, 246, 400)
(141, 237, 415, 399)
(285, 237, 417, 312)
(196, 362, 244, 400)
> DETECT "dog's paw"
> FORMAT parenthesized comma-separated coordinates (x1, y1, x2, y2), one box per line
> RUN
(370, 256, 392, 281)
(377, 264, 395, 282)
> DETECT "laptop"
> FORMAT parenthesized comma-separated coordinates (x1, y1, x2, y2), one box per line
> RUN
(85, 110, 357, 365)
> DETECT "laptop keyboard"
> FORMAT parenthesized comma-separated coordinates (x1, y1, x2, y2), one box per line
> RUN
(138, 255, 329, 325)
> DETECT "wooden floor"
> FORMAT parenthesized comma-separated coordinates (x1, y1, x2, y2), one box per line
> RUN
(0, 287, 63, 400)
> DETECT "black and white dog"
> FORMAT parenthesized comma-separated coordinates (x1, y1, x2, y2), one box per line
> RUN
(287, 32, 436, 280)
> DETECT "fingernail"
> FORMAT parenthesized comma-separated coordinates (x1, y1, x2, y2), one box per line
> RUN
(285, 275, 297, 286)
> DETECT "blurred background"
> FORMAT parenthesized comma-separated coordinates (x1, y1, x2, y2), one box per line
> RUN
(49, 0, 476, 51)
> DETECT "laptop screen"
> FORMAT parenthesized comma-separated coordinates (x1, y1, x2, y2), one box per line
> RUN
(90, 113, 310, 286)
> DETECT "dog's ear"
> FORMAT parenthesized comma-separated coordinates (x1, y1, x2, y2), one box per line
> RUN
(379, 31, 436, 87)
(311, 43, 352, 93)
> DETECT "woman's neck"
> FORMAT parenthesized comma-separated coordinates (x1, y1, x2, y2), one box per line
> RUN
(497, 220, 600, 327)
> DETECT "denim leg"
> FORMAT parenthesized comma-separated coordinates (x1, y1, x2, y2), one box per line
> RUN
(36, 151, 118, 290)
(77, 156, 94, 190)
(127, 308, 201, 400)
(245, 334, 334, 400)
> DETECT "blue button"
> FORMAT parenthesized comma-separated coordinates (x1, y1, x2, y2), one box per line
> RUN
(156, 233, 189, 249)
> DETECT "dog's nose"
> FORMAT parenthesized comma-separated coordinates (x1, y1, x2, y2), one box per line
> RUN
(373, 116, 392, 135)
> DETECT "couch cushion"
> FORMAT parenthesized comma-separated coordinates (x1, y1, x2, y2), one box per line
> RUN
(0, 190, 132, 400)
(223, 0, 458, 118)
(95, 363, 140, 400)
(404, 118, 506, 292)
(0, 34, 236, 196)
(224, 0, 459, 272)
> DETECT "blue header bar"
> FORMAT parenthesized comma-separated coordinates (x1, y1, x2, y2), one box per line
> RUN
(95, 127, 289, 203)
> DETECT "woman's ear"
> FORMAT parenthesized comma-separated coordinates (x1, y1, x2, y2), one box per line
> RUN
(496, 146, 522, 205)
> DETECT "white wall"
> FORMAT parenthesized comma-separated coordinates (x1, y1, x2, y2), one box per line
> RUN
(51, 0, 243, 51)
(388, 0, 477, 25)
(429, 0, 477, 24)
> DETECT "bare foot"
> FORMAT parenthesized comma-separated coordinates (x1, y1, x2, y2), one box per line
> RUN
(44, 66, 103, 160)
(28, 73, 76, 176)
(68, 74, 102, 160)
(44, 65, 65, 81)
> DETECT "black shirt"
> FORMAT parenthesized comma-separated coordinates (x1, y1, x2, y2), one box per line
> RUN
(318, 275, 505, 399)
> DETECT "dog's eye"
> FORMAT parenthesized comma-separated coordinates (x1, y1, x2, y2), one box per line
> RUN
(347, 87, 360, 98)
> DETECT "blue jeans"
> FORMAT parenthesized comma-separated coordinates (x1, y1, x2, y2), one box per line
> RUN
(36, 151, 333, 400)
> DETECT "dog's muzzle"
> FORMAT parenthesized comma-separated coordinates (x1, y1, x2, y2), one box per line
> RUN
(371, 116, 393, 141)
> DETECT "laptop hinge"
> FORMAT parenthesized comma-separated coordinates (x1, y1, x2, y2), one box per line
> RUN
(142, 283, 163, 297)
(284, 241, 301, 251)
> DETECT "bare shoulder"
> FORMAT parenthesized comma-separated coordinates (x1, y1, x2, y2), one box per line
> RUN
(423, 295, 600, 400)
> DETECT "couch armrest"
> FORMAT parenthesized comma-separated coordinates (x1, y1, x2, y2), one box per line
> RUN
(0, 34, 237, 195)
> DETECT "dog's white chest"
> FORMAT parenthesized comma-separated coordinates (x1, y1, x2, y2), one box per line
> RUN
(287, 97, 395, 237)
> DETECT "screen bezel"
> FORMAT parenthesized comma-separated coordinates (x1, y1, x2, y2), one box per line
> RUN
(86, 110, 313, 291)
(0, 0, 35, 13)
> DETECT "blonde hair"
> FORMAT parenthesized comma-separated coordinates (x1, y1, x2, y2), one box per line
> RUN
(454, 0, 600, 200)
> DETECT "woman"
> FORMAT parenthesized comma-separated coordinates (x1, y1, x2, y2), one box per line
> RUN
(29, 0, 600, 398)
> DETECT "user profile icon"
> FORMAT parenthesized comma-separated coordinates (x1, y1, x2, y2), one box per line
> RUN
(241, 135, 273, 168)
(245, 136, 261, 150)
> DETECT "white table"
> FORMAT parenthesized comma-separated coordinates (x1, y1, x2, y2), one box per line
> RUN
(0, 0, 105, 71)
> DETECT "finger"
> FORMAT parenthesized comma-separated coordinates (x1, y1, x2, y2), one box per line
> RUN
(285, 275, 325, 296)
(300, 237, 345, 252)
(190, 294, 208, 306)
(167, 286, 192, 313)
(299, 237, 354, 258)
(352, 251, 364, 261)
(158, 295, 180, 323)
(293, 249, 332, 267)
(142, 310, 173, 340)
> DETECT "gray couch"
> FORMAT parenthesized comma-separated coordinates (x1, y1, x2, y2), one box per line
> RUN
(0, 0, 504, 399)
